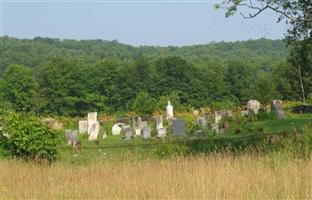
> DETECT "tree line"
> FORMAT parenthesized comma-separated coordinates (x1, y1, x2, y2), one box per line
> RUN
(0, 37, 310, 116)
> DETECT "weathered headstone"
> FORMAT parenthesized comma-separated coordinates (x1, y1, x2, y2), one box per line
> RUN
(247, 100, 261, 115)
(172, 119, 186, 136)
(133, 117, 142, 136)
(157, 127, 167, 138)
(241, 110, 249, 116)
(215, 111, 223, 124)
(156, 115, 163, 130)
(88, 121, 100, 141)
(124, 126, 133, 140)
(271, 100, 285, 119)
(193, 110, 200, 116)
(78, 120, 88, 134)
(65, 130, 78, 146)
(142, 124, 151, 139)
(166, 101, 174, 120)
(211, 123, 219, 134)
(112, 124, 122, 135)
(197, 116, 208, 127)
(87, 112, 97, 135)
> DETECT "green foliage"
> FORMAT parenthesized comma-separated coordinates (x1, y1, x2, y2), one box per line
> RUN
(131, 91, 156, 115)
(252, 73, 278, 104)
(1, 113, 60, 161)
(3, 64, 38, 112)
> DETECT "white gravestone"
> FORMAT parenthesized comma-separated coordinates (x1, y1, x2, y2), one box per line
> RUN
(215, 111, 223, 124)
(166, 101, 174, 120)
(79, 120, 88, 134)
(247, 100, 261, 115)
(157, 127, 167, 138)
(142, 124, 151, 139)
(87, 112, 97, 135)
(156, 115, 163, 130)
(112, 124, 122, 136)
(133, 117, 142, 136)
(88, 121, 100, 141)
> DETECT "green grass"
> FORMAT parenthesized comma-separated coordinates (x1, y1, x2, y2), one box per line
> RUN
(58, 114, 312, 165)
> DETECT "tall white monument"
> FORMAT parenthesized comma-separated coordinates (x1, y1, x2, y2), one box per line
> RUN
(166, 101, 174, 120)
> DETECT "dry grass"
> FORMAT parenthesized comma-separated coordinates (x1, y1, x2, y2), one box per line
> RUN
(0, 155, 311, 199)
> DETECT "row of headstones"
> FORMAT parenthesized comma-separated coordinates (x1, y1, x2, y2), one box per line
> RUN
(65, 113, 186, 145)
(243, 99, 285, 119)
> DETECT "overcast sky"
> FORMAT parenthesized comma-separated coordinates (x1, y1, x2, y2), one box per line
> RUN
(1, 0, 288, 46)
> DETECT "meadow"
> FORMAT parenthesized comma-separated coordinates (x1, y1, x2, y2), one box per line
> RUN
(1, 154, 311, 199)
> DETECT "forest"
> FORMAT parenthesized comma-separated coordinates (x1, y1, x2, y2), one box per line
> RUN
(2, 36, 306, 116)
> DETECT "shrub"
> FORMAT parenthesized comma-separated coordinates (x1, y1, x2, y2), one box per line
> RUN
(1, 113, 60, 162)
(131, 91, 156, 115)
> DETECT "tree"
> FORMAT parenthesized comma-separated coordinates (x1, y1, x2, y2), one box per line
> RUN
(3, 64, 38, 112)
(131, 91, 156, 115)
(225, 60, 253, 103)
(216, 0, 312, 41)
(252, 73, 278, 104)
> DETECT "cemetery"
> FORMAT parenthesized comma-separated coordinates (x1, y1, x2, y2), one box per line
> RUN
(56, 100, 312, 162)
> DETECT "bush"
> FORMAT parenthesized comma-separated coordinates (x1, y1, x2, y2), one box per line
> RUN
(1, 113, 60, 162)
(131, 91, 156, 115)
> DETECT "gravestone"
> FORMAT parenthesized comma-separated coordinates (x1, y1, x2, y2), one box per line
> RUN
(65, 130, 78, 146)
(78, 120, 88, 134)
(133, 117, 142, 136)
(211, 123, 219, 134)
(88, 121, 100, 141)
(102, 130, 107, 139)
(197, 116, 208, 127)
(241, 110, 248, 116)
(215, 111, 223, 124)
(247, 100, 261, 115)
(42, 117, 64, 130)
(193, 110, 200, 116)
(166, 101, 174, 120)
(124, 126, 133, 140)
(172, 119, 185, 136)
(157, 127, 167, 138)
(271, 100, 285, 119)
(87, 112, 97, 135)
(156, 115, 163, 130)
(142, 125, 151, 139)
(112, 124, 122, 135)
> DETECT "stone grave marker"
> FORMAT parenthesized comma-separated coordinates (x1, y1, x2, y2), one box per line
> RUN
(166, 101, 174, 120)
(215, 111, 223, 124)
(156, 115, 163, 130)
(247, 100, 261, 115)
(142, 124, 151, 139)
(157, 127, 167, 138)
(87, 112, 97, 135)
(65, 130, 78, 146)
(88, 121, 100, 141)
(112, 124, 122, 135)
(124, 126, 133, 140)
(272, 100, 285, 119)
(211, 123, 219, 134)
(172, 119, 186, 136)
(102, 130, 107, 139)
(78, 120, 88, 134)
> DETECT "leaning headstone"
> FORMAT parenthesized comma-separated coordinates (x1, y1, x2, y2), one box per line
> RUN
(142, 125, 151, 139)
(88, 121, 100, 141)
(215, 111, 223, 124)
(112, 124, 122, 135)
(87, 112, 97, 135)
(156, 115, 163, 130)
(247, 100, 261, 115)
(157, 127, 167, 138)
(124, 126, 133, 140)
(271, 100, 286, 119)
(78, 120, 88, 134)
(166, 101, 174, 120)
(172, 119, 186, 136)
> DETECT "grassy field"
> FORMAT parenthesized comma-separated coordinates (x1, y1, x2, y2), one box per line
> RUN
(1, 154, 311, 199)
(1, 113, 311, 199)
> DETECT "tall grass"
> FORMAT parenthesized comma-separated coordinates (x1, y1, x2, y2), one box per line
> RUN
(1, 154, 311, 199)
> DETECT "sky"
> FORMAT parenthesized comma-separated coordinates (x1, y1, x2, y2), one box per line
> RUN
(0, 0, 288, 46)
